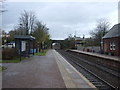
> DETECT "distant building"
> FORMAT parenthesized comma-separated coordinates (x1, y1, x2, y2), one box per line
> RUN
(1, 34, 10, 38)
(102, 23, 120, 56)
(2, 42, 15, 48)
(74, 36, 85, 49)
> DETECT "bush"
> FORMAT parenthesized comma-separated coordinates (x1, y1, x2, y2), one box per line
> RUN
(2, 48, 19, 60)
(105, 52, 108, 55)
(111, 52, 115, 56)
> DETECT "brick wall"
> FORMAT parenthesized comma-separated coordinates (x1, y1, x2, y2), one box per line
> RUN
(103, 37, 120, 56)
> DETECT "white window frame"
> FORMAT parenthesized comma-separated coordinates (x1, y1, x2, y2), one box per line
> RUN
(110, 42, 116, 50)
(110, 42, 113, 50)
(112, 42, 116, 50)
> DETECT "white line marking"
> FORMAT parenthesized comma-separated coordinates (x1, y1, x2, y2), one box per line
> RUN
(54, 50, 97, 88)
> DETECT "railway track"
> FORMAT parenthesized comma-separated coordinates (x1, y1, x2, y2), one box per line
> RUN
(56, 50, 119, 90)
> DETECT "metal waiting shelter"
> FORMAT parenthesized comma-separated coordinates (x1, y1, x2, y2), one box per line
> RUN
(14, 35, 35, 60)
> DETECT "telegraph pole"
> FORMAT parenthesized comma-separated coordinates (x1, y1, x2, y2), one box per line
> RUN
(0, 0, 7, 35)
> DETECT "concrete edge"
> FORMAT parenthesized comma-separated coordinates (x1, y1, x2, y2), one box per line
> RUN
(52, 50, 77, 88)
(54, 50, 97, 89)
(70, 50, 119, 62)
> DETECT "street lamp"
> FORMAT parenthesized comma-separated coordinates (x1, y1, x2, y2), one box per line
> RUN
(42, 41, 44, 53)
(37, 42, 39, 53)
(19, 24, 22, 35)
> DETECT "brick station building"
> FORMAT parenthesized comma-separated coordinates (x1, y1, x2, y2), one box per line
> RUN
(102, 23, 120, 56)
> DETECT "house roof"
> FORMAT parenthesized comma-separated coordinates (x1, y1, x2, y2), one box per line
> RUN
(74, 37, 83, 41)
(103, 23, 120, 39)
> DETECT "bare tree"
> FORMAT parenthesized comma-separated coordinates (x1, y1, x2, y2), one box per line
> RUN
(18, 10, 36, 35)
(90, 18, 110, 46)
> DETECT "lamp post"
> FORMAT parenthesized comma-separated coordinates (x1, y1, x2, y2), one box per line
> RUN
(83, 34, 85, 51)
(37, 42, 39, 53)
(42, 41, 44, 53)
(20, 24, 22, 35)
(6, 34, 9, 46)
(0, 0, 7, 41)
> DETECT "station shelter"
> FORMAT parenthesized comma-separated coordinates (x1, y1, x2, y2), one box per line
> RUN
(14, 35, 35, 60)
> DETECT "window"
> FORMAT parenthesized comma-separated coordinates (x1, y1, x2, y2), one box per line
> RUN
(112, 42, 116, 50)
(110, 42, 112, 50)
(110, 42, 116, 50)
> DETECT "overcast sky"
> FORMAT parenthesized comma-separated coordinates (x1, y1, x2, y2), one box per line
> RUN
(1, 0, 119, 40)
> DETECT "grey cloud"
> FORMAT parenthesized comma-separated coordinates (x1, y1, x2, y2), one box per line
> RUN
(3, 2, 118, 39)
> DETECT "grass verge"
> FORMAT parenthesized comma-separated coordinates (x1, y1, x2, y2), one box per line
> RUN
(0, 57, 26, 63)
(35, 49, 48, 56)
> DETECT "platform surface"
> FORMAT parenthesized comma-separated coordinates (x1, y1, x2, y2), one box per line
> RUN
(70, 49, 119, 61)
(2, 50, 96, 89)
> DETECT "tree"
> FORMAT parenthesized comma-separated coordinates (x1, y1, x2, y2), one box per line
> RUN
(8, 10, 50, 50)
(33, 21, 48, 42)
(2, 30, 7, 44)
(90, 18, 110, 46)
(18, 10, 36, 35)
(7, 30, 16, 42)
(61, 34, 75, 49)
(32, 20, 50, 50)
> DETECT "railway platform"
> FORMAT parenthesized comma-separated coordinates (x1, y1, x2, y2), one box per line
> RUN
(70, 49, 119, 61)
(2, 50, 96, 89)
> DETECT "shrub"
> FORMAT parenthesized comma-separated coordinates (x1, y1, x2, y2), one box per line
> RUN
(105, 52, 108, 55)
(111, 52, 115, 56)
(2, 48, 19, 60)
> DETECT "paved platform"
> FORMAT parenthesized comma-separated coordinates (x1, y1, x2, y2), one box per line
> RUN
(2, 50, 96, 89)
(71, 50, 119, 61)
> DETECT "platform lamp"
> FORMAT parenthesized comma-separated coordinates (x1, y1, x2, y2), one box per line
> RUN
(19, 24, 22, 35)
(42, 41, 44, 53)
(37, 42, 40, 53)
